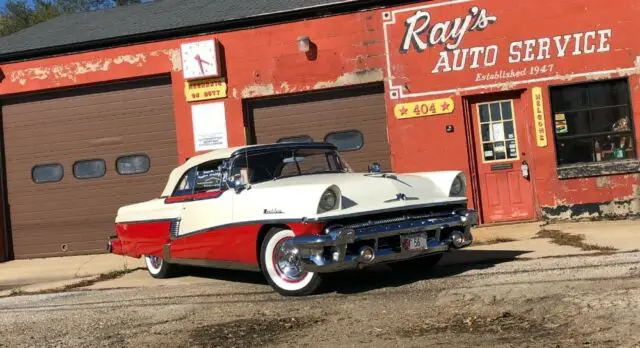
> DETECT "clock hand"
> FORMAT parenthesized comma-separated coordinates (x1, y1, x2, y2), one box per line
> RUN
(195, 54, 205, 75)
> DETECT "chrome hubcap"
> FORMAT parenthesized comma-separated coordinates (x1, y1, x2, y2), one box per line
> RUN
(148, 255, 162, 269)
(274, 239, 305, 281)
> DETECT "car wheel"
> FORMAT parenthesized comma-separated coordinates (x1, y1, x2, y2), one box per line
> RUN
(388, 253, 443, 273)
(144, 255, 178, 279)
(260, 227, 323, 296)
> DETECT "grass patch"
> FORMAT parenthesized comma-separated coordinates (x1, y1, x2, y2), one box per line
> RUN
(535, 229, 617, 252)
(473, 238, 518, 246)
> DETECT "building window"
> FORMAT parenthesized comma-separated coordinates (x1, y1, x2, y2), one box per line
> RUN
(116, 154, 150, 175)
(477, 100, 519, 162)
(550, 79, 636, 166)
(73, 159, 106, 179)
(277, 135, 313, 143)
(32, 163, 64, 184)
(324, 130, 364, 152)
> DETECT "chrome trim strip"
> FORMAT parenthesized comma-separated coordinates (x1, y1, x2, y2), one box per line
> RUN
(168, 258, 260, 272)
(309, 200, 468, 222)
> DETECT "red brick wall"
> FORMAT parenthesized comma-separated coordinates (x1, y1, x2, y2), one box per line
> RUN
(1, 0, 639, 221)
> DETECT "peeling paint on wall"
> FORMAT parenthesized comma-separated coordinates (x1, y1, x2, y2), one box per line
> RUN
(586, 71, 613, 81)
(595, 176, 611, 188)
(543, 183, 640, 222)
(150, 49, 182, 72)
(238, 68, 383, 99)
(241, 83, 275, 98)
(8, 49, 181, 86)
(542, 199, 640, 222)
(313, 68, 383, 90)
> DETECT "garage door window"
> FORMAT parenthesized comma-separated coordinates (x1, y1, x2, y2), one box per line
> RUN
(32, 163, 64, 184)
(116, 154, 150, 175)
(325, 130, 364, 152)
(73, 159, 106, 179)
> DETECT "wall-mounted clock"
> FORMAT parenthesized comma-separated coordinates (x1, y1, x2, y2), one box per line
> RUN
(181, 39, 221, 80)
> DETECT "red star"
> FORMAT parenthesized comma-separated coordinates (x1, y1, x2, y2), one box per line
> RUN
(400, 106, 408, 115)
(441, 101, 450, 111)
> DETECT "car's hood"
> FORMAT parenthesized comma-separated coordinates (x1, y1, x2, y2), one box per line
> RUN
(232, 172, 467, 222)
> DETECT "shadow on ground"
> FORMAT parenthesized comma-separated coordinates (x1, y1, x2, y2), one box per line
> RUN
(323, 249, 530, 295)
(177, 249, 530, 295)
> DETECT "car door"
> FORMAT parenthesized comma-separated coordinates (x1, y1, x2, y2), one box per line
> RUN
(167, 159, 234, 260)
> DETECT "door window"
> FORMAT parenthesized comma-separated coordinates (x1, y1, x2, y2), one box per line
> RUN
(194, 161, 223, 193)
(477, 100, 519, 162)
(173, 168, 196, 196)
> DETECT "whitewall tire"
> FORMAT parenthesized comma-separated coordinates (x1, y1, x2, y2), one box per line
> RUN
(144, 255, 177, 279)
(260, 228, 323, 296)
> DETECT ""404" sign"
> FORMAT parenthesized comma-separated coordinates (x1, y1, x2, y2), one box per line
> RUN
(394, 97, 455, 119)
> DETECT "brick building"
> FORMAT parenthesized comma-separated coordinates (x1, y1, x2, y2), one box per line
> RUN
(0, 0, 638, 261)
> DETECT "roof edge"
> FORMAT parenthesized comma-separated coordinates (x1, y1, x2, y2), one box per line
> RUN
(0, 0, 421, 64)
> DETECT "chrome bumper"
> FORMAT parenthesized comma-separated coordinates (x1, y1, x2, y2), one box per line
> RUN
(291, 209, 477, 273)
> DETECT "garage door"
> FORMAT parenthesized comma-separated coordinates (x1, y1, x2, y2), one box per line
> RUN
(247, 83, 391, 172)
(2, 76, 178, 259)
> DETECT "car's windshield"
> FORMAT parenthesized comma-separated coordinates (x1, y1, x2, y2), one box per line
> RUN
(230, 148, 348, 184)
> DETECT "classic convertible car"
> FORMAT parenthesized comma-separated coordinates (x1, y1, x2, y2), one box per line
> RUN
(107, 142, 477, 296)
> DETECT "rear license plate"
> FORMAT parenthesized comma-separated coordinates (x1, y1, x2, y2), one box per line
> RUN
(402, 233, 428, 251)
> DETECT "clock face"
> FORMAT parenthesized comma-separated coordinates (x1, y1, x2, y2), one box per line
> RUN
(181, 39, 220, 80)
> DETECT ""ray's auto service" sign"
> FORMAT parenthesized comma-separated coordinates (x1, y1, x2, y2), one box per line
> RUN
(382, 0, 636, 100)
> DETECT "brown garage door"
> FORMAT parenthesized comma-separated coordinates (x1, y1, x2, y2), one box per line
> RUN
(246, 83, 391, 172)
(2, 76, 178, 259)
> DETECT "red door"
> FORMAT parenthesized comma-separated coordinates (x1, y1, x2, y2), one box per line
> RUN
(470, 93, 535, 224)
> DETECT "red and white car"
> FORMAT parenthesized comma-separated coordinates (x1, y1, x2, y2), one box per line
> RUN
(107, 142, 476, 296)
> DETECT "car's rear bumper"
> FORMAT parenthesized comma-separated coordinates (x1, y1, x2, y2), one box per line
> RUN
(291, 208, 477, 273)
(106, 235, 124, 255)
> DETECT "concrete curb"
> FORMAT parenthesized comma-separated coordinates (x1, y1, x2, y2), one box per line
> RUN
(0, 275, 100, 298)
(0, 268, 143, 298)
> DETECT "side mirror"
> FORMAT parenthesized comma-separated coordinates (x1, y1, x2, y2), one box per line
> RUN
(230, 173, 249, 193)
(368, 161, 381, 173)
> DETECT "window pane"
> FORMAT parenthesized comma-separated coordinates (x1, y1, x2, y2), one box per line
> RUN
(481, 124, 491, 142)
(479, 104, 490, 123)
(482, 143, 494, 161)
(116, 154, 150, 175)
(551, 84, 589, 112)
(589, 80, 629, 107)
(501, 102, 513, 120)
(503, 121, 515, 140)
(589, 107, 630, 133)
(277, 135, 313, 143)
(556, 111, 590, 137)
(195, 169, 222, 191)
(594, 133, 634, 161)
(490, 103, 501, 121)
(73, 159, 106, 179)
(32, 163, 63, 184)
(506, 140, 518, 159)
(494, 141, 506, 160)
(556, 138, 594, 165)
(325, 131, 363, 151)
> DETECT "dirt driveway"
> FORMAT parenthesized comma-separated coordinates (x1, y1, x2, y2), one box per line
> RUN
(1, 250, 639, 348)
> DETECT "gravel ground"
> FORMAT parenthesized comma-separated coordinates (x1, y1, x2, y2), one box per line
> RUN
(1, 251, 640, 347)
